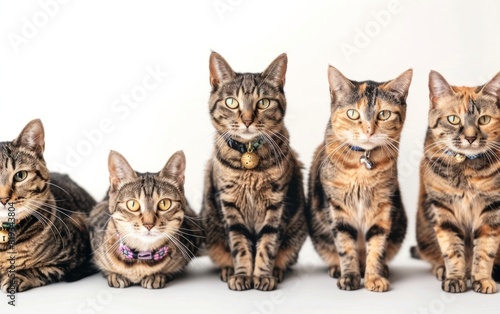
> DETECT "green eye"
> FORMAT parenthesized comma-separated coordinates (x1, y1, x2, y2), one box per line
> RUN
(126, 199, 140, 212)
(225, 97, 239, 109)
(347, 109, 360, 120)
(14, 171, 28, 182)
(447, 115, 461, 125)
(478, 115, 491, 125)
(377, 110, 391, 121)
(158, 199, 172, 211)
(257, 98, 270, 109)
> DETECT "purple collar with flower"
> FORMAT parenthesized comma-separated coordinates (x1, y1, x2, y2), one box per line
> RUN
(117, 234, 169, 261)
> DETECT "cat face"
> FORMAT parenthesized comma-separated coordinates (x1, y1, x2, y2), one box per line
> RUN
(327, 66, 413, 151)
(107, 150, 187, 250)
(208, 52, 287, 142)
(428, 70, 500, 156)
(0, 119, 50, 221)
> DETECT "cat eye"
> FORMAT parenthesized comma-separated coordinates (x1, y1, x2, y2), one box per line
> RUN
(14, 171, 28, 182)
(158, 199, 172, 211)
(478, 115, 491, 125)
(447, 115, 461, 125)
(346, 109, 360, 120)
(377, 110, 391, 121)
(126, 199, 141, 212)
(225, 97, 239, 109)
(257, 98, 271, 109)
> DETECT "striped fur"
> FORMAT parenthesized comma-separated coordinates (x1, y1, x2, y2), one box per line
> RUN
(306, 67, 412, 292)
(200, 52, 307, 291)
(89, 150, 202, 288)
(413, 70, 500, 293)
(0, 119, 96, 292)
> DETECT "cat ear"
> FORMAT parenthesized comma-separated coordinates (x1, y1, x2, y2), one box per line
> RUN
(328, 66, 355, 104)
(108, 150, 138, 191)
(13, 119, 45, 157)
(260, 53, 287, 88)
(429, 70, 455, 106)
(481, 71, 500, 99)
(209, 52, 236, 88)
(160, 150, 186, 187)
(383, 69, 413, 101)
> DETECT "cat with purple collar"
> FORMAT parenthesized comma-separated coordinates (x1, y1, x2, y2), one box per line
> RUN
(89, 150, 202, 288)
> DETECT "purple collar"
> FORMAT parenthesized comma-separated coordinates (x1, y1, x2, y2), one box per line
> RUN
(117, 234, 169, 261)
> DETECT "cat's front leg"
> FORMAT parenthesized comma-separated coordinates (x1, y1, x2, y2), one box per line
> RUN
(1, 267, 65, 292)
(106, 273, 132, 288)
(141, 273, 167, 289)
(471, 222, 500, 294)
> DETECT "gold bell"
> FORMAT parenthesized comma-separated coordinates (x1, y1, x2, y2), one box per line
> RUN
(454, 154, 466, 163)
(0, 230, 9, 244)
(241, 151, 260, 169)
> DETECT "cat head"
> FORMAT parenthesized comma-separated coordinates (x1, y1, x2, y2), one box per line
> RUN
(327, 66, 413, 151)
(107, 150, 187, 250)
(428, 70, 500, 156)
(208, 52, 288, 142)
(0, 119, 49, 221)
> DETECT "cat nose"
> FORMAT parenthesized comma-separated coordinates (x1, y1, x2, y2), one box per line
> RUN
(465, 136, 477, 144)
(242, 118, 253, 128)
(143, 224, 154, 231)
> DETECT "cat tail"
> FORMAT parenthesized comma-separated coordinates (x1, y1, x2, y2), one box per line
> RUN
(493, 264, 500, 282)
(64, 258, 99, 282)
(410, 246, 421, 260)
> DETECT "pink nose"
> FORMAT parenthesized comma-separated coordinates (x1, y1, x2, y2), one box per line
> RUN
(143, 224, 154, 231)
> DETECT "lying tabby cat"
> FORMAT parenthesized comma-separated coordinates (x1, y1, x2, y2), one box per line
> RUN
(0, 119, 96, 292)
(412, 70, 500, 293)
(307, 66, 412, 292)
(89, 150, 202, 288)
(201, 52, 307, 291)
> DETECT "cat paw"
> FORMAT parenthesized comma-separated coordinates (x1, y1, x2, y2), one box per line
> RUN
(433, 265, 446, 281)
(337, 273, 361, 291)
(220, 267, 234, 282)
(273, 268, 285, 283)
(365, 276, 390, 292)
(328, 265, 341, 278)
(107, 273, 132, 288)
(254, 276, 278, 291)
(472, 278, 497, 294)
(140, 274, 166, 289)
(228, 275, 253, 291)
(1, 276, 22, 293)
(441, 278, 466, 293)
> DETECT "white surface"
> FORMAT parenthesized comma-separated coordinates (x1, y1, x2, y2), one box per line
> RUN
(1, 0, 500, 312)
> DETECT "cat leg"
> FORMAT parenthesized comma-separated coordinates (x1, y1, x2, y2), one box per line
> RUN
(106, 273, 132, 288)
(332, 216, 361, 291)
(140, 274, 167, 289)
(470, 224, 499, 294)
(1, 267, 65, 292)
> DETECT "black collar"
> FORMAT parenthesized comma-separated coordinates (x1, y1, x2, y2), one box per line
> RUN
(226, 137, 264, 154)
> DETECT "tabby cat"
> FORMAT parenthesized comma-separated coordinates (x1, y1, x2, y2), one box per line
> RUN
(412, 70, 500, 293)
(0, 119, 96, 292)
(89, 150, 202, 288)
(200, 52, 307, 291)
(306, 66, 412, 292)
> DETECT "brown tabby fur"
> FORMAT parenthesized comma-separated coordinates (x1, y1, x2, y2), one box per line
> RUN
(412, 70, 500, 293)
(306, 66, 412, 292)
(200, 52, 307, 291)
(89, 150, 202, 289)
(0, 119, 96, 292)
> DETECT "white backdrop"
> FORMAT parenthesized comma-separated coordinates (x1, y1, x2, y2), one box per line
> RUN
(1, 0, 500, 313)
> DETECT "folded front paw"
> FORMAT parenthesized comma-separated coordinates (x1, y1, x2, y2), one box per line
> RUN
(472, 278, 497, 294)
(442, 278, 466, 293)
(141, 274, 166, 289)
(337, 273, 361, 291)
(365, 276, 390, 292)
(254, 276, 278, 291)
(228, 275, 252, 291)
(107, 273, 132, 288)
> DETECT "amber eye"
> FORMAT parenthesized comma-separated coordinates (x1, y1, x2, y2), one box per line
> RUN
(347, 109, 360, 120)
(158, 199, 172, 211)
(478, 115, 491, 125)
(14, 171, 28, 182)
(257, 98, 270, 109)
(126, 199, 141, 212)
(377, 110, 391, 121)
(225, 97, 239, 109)
(447, 115, 461, 125)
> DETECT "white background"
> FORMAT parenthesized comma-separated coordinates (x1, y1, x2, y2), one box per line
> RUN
(1, 0, 500, 313)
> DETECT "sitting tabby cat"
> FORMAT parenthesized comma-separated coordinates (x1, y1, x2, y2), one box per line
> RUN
(89, 150, 202, 289)
(0, 119, 96, 292)
(412, 70, 500, 293)
(306, 66, 412, 292)
(200, 52, 307, 291)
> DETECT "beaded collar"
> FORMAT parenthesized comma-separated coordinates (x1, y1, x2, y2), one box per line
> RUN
(117, 234, 169, 261)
